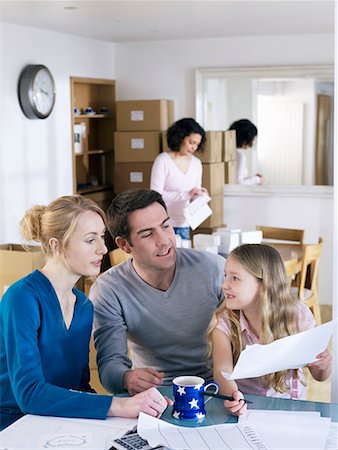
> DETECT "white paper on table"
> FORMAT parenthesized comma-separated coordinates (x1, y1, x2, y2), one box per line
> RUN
(238, 410, 332, 450)
(0, 414, 137, 450)
(184, 194, 212, 230)
(325, 422, 338, 450)
(36, 431, 105, 449)
(137, 412, 267, 450)
(222, 319, 336, 380)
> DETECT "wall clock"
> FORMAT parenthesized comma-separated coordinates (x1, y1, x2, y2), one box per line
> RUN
(18, 64, 56, 119)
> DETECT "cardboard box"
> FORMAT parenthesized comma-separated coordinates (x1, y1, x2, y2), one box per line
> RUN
(197, 131, 223, 163)
(225, 160, 237, 184)
(162, 131, 169, 152)
(0, 244, 45, 297)
(202, 162, 225, 196)
(223, 130, 237, 162)
(241, 230, 263, 244)
(116, 100, 174, 131)
(190, 225, 227, 239)
(200, 195, 224, 228)
(193, 233, 221, 248)
(114, 131, 161, 162)
(213, 229, 241, 254)
(114, 162, 152, 193)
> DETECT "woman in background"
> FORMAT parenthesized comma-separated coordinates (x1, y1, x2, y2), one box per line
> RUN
(228, 119, 263, 185)
(0, 195, 169, 430)
(150, 118, 208, 242)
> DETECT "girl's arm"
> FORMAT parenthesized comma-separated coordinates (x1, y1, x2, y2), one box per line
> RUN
(307, 349, 332, 381)
(212, 328, 247, 416)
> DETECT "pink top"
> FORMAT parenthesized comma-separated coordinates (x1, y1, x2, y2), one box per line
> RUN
(150, 152, 202, 227)
(216, 302, 316, 399)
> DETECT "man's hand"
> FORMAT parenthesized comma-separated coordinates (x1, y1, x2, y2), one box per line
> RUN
(123, 368, 165, 395)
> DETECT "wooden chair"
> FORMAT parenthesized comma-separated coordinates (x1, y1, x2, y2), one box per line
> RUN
(284, 258, 299, 287)
(109, 248, 131, 267)
(291, 237, 324, 325)
(256, 225, 305, 244)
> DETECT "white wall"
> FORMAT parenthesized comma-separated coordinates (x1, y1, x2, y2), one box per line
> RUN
(116, 34, 333, 117)
(0, 22, 116, 243)
(1, 27, 334, 248)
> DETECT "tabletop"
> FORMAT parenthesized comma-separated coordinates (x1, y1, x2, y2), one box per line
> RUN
(159, 386, 338, 427)
(262, 242, 303, 262)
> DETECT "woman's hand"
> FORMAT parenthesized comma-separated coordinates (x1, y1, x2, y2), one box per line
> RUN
(223, 390, 247, 416)
(108, 387, 173, 418)
(189, 187, 207, 199)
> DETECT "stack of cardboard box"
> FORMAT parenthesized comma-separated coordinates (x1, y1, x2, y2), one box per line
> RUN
(0, 244, 45, 297)
(198, 131, 225, 229)
(114, 100, 174, 193)
(223, 129, 237, 183)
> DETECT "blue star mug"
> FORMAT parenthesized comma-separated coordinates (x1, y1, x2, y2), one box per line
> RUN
(172, 376, 219, 420)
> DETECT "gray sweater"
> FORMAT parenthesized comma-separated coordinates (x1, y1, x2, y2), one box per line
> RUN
(91, 248, 225, 393)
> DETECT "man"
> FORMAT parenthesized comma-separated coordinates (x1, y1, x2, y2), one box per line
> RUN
(91, 189, 224, 395)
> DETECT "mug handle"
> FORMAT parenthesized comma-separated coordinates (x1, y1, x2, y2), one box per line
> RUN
(204, 382, 219, 404)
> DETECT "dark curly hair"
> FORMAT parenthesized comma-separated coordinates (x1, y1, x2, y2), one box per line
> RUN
(167, 118, 206, 152)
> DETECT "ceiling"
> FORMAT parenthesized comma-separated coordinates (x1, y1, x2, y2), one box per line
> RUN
(1, 0, 334, 43)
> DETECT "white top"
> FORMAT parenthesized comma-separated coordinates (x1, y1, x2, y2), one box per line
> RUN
(237, 148, 261, 185)
(150, 152, 202, 227)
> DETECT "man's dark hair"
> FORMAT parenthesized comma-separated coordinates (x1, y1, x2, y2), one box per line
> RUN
(107, 189, 167, 241)
(167, 117, 206, 152)
(228, 119, 258, 148)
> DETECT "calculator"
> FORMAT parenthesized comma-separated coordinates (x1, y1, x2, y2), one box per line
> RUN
(109, 430, 163, 450)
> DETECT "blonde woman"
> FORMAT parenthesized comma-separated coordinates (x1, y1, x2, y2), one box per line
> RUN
(208, 244, 331, 416)
(0, 195, 169, 430)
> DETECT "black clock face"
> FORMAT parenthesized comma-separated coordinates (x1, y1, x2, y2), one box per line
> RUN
(18, 64, 56, 119)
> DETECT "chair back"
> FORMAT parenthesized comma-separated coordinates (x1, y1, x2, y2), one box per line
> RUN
(294, 237, 324, 324)
(284, 258, 299, 287)
(109, 248, 131, 267)
(256, 225, 305, 244)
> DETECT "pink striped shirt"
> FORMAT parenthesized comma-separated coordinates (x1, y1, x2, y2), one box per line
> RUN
(216, 301, 316, 399)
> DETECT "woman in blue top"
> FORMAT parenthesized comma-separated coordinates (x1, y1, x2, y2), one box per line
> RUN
(0, 195, 169, 430)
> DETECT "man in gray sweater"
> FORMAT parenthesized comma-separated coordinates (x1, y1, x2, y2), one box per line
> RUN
(91, 189, 224, 395)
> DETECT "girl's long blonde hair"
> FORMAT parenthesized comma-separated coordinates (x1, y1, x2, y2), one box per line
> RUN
(19, 195, 106, 257)
(207, 244, 299, 393)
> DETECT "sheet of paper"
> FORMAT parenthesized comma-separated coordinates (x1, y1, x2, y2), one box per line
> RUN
(238, 410, 332, 450)
(36, 432, 105, 449)
(325, 422, 338, 450)
(222, 319, 336, 380)
(184, 194, 212, 230)
(137, 412, 267, 450)
(0, 414, 137, 450)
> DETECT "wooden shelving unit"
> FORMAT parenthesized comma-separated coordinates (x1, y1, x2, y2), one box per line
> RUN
(70, 77, 116, 210)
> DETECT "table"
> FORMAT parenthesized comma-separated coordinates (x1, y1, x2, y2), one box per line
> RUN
(1, 391, 336, 449)
(262, 242, 303, 263)
(158, 386, 338, 427)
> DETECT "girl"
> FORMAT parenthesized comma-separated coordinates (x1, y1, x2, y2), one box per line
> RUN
(0, 195, 169, 430)
(208, 244, 331, 416)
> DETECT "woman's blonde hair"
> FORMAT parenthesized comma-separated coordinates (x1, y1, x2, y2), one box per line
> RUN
(19, 195, 106, 257)
(207, 243, 299, 393)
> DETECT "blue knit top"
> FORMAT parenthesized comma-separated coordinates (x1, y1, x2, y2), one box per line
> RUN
(0, 270, 112, 430)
